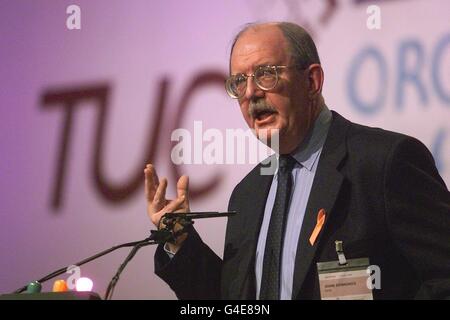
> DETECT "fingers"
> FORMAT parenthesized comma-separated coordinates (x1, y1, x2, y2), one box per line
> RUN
(152, 178, 167, 212)
(144, 165, 191, 228)
(152, 194, 186, 228)
(144, 164, 159, 201)
(166, 194, 186, 212)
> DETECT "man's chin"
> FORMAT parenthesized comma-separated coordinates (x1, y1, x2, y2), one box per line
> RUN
(255, 127, 281, 152)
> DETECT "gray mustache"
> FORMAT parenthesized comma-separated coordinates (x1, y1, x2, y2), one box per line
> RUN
(248, 100, 277, 118)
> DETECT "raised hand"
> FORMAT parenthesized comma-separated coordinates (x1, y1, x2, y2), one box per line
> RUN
(144, 164, 190, 253)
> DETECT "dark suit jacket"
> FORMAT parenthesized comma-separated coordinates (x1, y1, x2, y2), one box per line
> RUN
(155, 111, 450, 299)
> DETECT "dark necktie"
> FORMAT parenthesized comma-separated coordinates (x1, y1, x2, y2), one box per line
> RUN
(259, 154, 296, 300)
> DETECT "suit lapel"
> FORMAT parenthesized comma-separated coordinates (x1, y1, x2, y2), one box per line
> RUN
(292, 112, 350, 298)
(232, 159, 275, 299)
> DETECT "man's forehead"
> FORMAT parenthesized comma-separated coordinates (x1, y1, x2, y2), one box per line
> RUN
(230, 26, 289, 71)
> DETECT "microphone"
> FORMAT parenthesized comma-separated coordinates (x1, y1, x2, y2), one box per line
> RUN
(161, 211, 237, 225)
(13, 235, 157, 295)
(12, 211, 237, 299)
(105, 211, 237, 299)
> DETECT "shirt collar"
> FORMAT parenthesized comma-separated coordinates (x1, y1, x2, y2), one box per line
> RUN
(275, 105, 332, 174)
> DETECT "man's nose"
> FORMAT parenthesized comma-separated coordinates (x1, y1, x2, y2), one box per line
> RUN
(244, 76, 265, 100)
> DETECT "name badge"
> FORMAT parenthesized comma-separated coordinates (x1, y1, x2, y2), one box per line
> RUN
(317, 257, 373, 300)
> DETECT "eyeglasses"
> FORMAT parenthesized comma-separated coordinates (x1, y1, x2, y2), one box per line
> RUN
(225, 65, 293, 99)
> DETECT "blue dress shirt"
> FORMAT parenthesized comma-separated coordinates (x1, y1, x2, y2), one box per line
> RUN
(255, 106, 332, 300)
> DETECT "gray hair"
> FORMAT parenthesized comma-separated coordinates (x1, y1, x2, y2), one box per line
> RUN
(229, 22, 321, 72)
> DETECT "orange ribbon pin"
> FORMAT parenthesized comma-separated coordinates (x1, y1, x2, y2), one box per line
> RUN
(309, 208, 326, 246)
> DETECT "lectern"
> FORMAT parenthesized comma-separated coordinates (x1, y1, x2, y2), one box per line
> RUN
(0, 291, 101, 300)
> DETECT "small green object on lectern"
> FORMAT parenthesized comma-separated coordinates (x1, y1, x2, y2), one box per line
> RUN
(26, 281, 42, 293)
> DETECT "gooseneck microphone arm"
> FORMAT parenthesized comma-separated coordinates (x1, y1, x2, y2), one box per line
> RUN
(13, 236, 159, 294)
(13, 211, 237, 297)
(103, 225, 190, 300)
(104, 241, 153, 300)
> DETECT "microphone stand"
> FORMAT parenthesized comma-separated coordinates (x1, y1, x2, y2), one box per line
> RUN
(103, 227, 189, 300)
(13, 211, 237, 298)
(13, 235, 160, 294)
(104, 211, 237, 299)
(104, 241, 153, 300)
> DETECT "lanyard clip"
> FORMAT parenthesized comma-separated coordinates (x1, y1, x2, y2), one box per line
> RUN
(335, 240, 347, 265)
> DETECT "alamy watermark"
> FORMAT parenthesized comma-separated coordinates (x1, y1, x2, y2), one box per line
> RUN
(367, 264, 381, 290)
(66, 4, 81, 30)
(66, 264, 81, 289)
(171, 121, 279, 175)
(366, 5, 381, 30)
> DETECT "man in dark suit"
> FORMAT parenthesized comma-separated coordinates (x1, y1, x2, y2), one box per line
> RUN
(144, 22, 450, 299)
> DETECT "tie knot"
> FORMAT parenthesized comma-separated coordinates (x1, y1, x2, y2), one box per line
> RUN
(278, 155, 296, 173)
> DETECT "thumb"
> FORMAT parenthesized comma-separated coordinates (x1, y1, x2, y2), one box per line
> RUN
(176, 175, 189, 207)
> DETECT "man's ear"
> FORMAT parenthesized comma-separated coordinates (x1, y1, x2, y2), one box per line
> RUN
(307, 64, 324, 99)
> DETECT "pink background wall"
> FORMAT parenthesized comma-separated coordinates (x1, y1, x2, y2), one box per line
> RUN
(1, 0, 449, 299)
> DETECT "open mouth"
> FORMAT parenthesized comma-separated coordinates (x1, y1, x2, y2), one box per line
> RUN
(254, 110, 277, 125)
